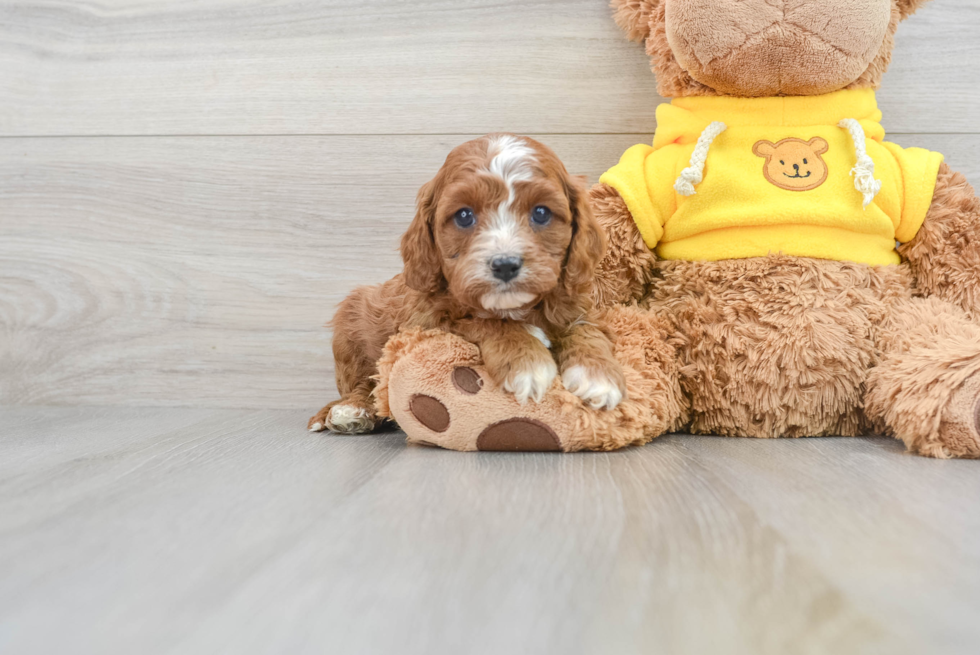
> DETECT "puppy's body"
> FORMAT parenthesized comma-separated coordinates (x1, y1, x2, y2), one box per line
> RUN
(310, 135, 626, 434)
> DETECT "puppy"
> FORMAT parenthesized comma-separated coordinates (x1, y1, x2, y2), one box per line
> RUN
(309, 134, 626, 434)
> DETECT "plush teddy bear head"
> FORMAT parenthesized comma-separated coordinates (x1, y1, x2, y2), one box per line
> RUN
(611, 0, 931, 97)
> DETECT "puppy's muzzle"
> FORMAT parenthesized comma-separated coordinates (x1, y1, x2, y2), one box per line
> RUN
(490, 255, 523, 283)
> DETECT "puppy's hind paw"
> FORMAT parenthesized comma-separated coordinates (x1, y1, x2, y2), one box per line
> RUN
(327, 404, 376, 434)
(562, 365, 624, 411)
(503, 359, 558, 404)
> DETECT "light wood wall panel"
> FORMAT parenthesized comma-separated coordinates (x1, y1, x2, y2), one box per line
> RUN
(0, 0, 977, 136)
(1, 134, 977, 409)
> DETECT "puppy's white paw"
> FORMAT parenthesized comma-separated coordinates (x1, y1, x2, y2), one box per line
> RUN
(504, 358, 558, 404)
(562, 365, 624, 410)
(327, 405, 376, 434)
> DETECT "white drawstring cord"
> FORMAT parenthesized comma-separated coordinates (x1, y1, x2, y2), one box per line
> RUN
(838, 118, 882, 208)
(674, 121, 727, 196)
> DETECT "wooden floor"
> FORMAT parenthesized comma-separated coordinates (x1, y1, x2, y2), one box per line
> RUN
(1, 406, 978, 655)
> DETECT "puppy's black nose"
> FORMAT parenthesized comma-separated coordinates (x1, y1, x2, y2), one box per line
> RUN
(490, 256, 523, 282)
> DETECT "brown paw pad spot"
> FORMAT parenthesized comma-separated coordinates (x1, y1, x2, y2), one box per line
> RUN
(477, 418, 561, 452)
(409, 394, 450, 433)
(452, 366, 483, 395)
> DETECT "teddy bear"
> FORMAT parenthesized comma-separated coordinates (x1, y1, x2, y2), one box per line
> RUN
(368, 0, 980, 458)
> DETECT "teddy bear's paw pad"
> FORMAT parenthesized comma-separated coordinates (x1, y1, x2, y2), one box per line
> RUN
(409, 394, 451, 433)
(326, 405, 376, 435)
(452, 366, 484, 395)
(476, 418, 561, 452)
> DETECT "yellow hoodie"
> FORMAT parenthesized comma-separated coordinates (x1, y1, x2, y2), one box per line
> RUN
(599, 89, 943, 266)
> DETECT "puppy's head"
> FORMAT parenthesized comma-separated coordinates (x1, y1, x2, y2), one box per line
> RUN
(401, 134, 604, 315)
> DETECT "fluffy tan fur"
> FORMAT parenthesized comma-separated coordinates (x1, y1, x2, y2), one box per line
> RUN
(589, 182, 656, 307)
(899, 163, 980, 320)
(866, 297, 980, 458)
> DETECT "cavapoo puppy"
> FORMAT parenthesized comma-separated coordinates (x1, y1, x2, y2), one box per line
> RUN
(309, 134, 626, 434)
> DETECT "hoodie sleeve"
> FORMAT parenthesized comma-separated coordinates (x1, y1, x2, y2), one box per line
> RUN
(599, 144, 678, 250)
(880, 141, 944, 243)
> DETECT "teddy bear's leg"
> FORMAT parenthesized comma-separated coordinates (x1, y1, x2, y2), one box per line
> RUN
(373, 306, 688, 452)
(865, 296, 980, 458)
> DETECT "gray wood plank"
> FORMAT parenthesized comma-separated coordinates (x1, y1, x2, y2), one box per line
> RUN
(0, 407, 408, 655)
(0, 405, 218, 477)
(2, 408, 978, 654)
(677, 435, 980, 654)
(0, 0, 976, 136)
(2, 133, 977, 410)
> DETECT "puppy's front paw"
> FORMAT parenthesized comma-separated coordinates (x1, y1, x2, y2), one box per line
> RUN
(503, 357, 558, 404)
(562, 364, 625, 410)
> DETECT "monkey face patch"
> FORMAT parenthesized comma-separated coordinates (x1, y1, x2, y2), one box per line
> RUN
(752, 137, 829, 191)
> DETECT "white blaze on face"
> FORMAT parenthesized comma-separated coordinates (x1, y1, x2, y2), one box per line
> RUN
(477, 136, 537, 312)
(487, 135, 535, 208)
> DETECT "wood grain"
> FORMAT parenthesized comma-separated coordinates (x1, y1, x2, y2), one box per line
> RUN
(0, 0, 976, 136)
(2, 134, 977, 409)
(1, 407, 978, 654)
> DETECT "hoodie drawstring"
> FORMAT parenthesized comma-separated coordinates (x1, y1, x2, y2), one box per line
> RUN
(838, 118, 882, 208)
(674, 121, 727, 196)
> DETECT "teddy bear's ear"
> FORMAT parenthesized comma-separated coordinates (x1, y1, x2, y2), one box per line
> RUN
(611, 0, 661, 42)
(895, 0, 932, 20)
(752, 141, 776, 158)
(808, 137, 830, 155)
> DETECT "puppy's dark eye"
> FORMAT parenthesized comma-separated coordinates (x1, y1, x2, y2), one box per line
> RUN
(453, 208, 476, 229)
(531, 205, 552, 226)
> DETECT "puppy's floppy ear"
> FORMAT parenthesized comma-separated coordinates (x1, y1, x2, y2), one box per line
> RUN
(562, 174, 607, 295)
(611, 0, 661, 42)
(400, 178, 445, 293)
(895, 0, 932, 20)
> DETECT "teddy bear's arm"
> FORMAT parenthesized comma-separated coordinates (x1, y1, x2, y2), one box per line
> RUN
(898, 162, 980, 320)
(589, 182, 657, 308)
